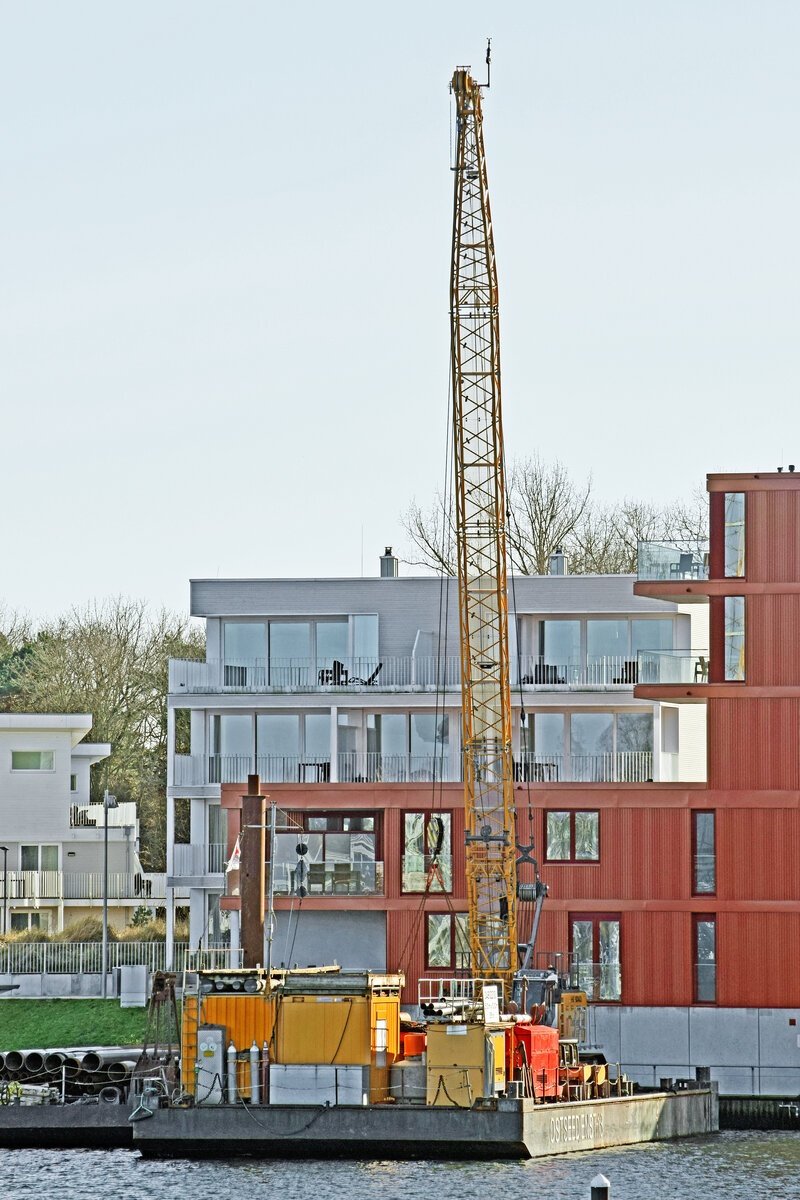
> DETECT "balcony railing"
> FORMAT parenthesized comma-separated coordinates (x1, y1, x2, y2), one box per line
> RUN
(171, 654, 647, 695)
(171, 843, 227, 877)
(514, 752, 653, 783)
(69, 801, 139, 828)
(2, 870, 166, 902)
(170, 656, 463, 695)
(518, 656, 640, 688)
(0, 941, 189, 976)
(172, 750, 654, 788)
(271, 859, 384, 897)
(637, 540, 710, 582)
(637, 650, 709, 685)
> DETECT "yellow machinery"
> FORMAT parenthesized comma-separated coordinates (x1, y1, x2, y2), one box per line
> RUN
(181, 964, 402, 1105)
(426, 1021, 506, 1106)
(450, 48, 517, 994)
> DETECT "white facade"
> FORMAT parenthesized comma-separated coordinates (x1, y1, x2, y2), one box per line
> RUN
(0, 714, 156, 933)
(165, 568, 707, 962)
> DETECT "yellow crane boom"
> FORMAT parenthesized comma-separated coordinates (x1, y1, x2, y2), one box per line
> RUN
(450, 53, 517, 993)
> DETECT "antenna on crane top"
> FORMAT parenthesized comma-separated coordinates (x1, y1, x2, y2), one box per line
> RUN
(484, 38, 492, 88)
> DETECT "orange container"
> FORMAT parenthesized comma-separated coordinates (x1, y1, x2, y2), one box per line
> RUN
(403, 1032, 426, 1058)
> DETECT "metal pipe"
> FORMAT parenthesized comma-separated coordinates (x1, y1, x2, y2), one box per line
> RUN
(249, 1041, 260, 1105)
(266, 800, 276, 974)
(227, 1042, 237, 1103)
(5, 1051, 23, 1073)
(44, 1052, 65, 1073)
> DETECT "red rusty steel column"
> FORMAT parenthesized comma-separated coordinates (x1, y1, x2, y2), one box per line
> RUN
(241, 773, 266, 969)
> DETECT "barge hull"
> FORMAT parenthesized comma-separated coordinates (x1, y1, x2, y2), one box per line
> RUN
(133, 1090, 718, 1160)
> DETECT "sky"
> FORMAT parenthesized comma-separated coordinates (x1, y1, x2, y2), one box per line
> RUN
(2, 2, 799, 624)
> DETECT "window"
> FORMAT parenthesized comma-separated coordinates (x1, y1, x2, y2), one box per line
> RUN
(540, 620, 580, 673)
(586, 619, 628, 661)
(11, 751, 54, 771)
(724, 596, 745, 681)
(694, 916, 716, 1003)
(262, 616, 379, 686)
(570, 714, 613, 781)
(425, 913, 470, 970)
(20, 845, 58, 872)
(403, 812, 452, 892)
(11, 912, 46, 932)
(630, 619, 674, 655)
(70, 774, 77, 792)
(724, 493, 745, 578)
(410, 714, 449, 781)
(224, 622, 266, 685)
(692, 811, 716, 895)
(570, 913, 621, 1000)
(616, 713, 654, 753)
(546, 811, 599, 861)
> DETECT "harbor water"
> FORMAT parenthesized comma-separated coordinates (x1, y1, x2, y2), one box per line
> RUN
(3, 1131, 799, 1200)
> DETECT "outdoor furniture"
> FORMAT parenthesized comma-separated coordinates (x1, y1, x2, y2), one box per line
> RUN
(348, 662, 383, 686)
(332, 863, 362, 893)
(298, 761, 331, 782)
(694, 656, 709, 683)
(318, 660, 350, 685)
(308, 864, 328, 892)
(612, 660, 639, 685)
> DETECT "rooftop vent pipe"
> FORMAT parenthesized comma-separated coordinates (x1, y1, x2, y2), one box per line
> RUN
(380, 547, 399, 578)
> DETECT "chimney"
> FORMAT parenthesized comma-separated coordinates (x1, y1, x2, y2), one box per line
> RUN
(380, 546, 399, 578)
(549, 548, 567, 576)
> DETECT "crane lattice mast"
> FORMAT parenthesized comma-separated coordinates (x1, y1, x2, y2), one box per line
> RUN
(450, 52, 517, 994)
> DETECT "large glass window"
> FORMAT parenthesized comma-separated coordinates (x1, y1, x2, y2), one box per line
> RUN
(546, 811, 599, 861)
(352, 614, 379, 661)
(212, 714, 252, 757)
(724, 596, 745, 681)
(427, 913, 452, 968)
(694, 916, 716, 1003)
(20, 845, 58, 871)
(540, 620, 580, 669)
(316, 620, 349, 663)
(11, 751, 54, 771)
(570, 714, 614, 781)
(223, 623, 266, 685)
(724, 493, 745, 578)
(269, 622, 311, 686)
(403, 812, 452, 892)
(616, 713, 654, 752)
(586, 620, 628, 660)
(692, 811, 716, 895)
(367, 713, 407, 781)
(631, 619, 674, 654)
(571, 914, 621, 1001)
(256, 714, 299, 758)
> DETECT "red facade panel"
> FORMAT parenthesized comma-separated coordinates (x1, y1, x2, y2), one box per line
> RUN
(746, 490, 800, 584)
(708, 699, 800, 790)
(622, 911, 690, 1007)
(718, 809, 800, 901)
(746, 594, 800, 686)
(718, 912, 800, 1007)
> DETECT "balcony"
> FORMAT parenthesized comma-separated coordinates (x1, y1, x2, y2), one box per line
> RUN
(172, 752, 460, 788)
(271, 859, 384, 897)
(69, 801, 139, 828)
(518, 656, 639, 689)
(171, 843, 227, 877)
(637, 650, 709, 685)
(514, 752, 654, 783)
(169, 656, 462, 695)
(172, 751, 654, 788)
(3, 870, 166, 902)
(637, 540, 710, 582)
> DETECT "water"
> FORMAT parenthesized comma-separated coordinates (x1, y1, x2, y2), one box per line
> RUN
(3, 1132, 799, 1200)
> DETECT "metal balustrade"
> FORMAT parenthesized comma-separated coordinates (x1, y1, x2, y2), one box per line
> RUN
(637, 540, 710, 581)
(172, 751, 654, 788)
(171, 843, 227, 876)
(2, 870, 166, 901)
(0, 940, 189, 976)
(69, 801, 139, 828)
(170, 653, 643, 694)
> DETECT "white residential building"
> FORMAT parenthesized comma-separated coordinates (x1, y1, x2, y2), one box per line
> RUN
(0, 714, 162, 934)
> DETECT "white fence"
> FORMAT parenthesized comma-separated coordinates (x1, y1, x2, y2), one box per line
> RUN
(0, 940, 189, 975)
(3, 870, 166, 901)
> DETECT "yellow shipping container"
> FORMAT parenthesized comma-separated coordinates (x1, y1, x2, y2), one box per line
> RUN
(426, 1023, 506, 1107)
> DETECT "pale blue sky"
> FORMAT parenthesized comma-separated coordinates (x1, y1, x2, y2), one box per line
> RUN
(2, 2, 798, 620)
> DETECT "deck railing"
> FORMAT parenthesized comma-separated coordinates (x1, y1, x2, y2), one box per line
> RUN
(0, 940, 188, 975)
(69, 801, 139, 828)
(171, 843, 227, 876)
(638, 650, 709, 685)
(637, 540, 710, 581)
(2, 870, 166, 901)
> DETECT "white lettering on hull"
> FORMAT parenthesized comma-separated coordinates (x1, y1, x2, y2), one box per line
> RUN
(549, 1109, 605, 1146)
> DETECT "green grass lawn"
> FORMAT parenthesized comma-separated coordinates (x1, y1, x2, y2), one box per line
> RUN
(0, 999, 151, 1051)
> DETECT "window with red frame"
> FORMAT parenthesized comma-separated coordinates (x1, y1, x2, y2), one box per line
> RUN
(426, 912, 470, 970)
(570, 912, 620, 1001)
(691, 811, 716, 895)
(546, 811, 599, 861)
(693, 914, 716, 1003)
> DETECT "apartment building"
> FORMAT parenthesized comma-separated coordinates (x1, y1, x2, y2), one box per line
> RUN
(0, 714, 161, 933)
(165, 565, 705, 973)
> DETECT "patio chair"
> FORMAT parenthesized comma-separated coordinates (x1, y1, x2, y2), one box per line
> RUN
(348, 662, 383, 686)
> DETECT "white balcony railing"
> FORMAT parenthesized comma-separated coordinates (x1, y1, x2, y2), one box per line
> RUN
(69, 801, 139, 828)
(2, 870, 166, 902)
(0, 941, 189, 976)
(172, 751, 653, 788)
(170, 654, 645, 695)
(171, 843, 227, 876)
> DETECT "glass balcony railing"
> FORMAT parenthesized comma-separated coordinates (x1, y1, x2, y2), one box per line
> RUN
(637, 540, 710, 582)
(637, 650, 709, 685)
(169, 656, 462, 694)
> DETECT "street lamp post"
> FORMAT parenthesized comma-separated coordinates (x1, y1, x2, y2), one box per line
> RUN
(0, 846, 8, 935)
(101, 791, 117, 999)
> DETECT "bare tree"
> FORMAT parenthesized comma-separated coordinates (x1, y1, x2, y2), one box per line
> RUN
(401, 493, 457, 575)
